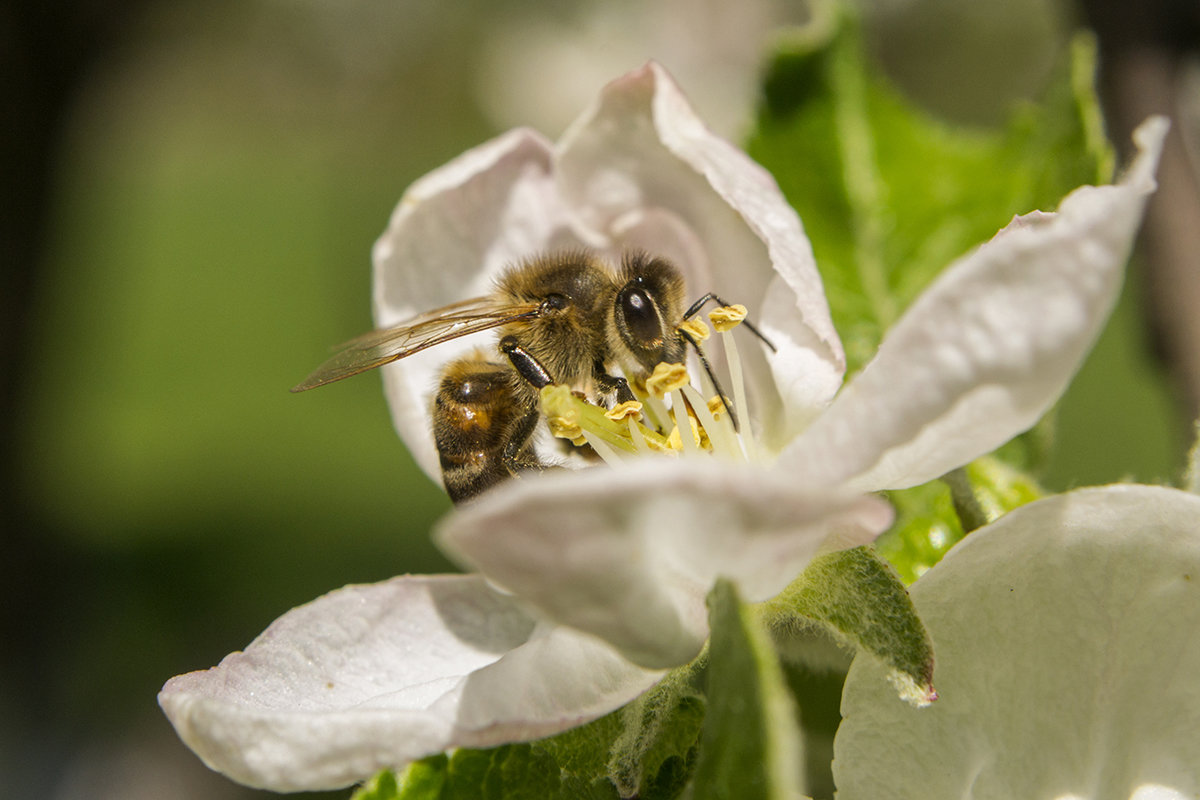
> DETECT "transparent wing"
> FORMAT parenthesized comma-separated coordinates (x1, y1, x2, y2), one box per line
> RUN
(291, 296, 540, 392)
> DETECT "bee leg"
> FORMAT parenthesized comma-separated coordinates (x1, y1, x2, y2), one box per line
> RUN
(679, 327, 739, 432)
(500, 407, 545, 475)
(593, 366, 635, 405)
(499, 335, 555, 389)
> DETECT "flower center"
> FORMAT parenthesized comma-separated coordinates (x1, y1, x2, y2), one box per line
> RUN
(539, 305, 757, 466)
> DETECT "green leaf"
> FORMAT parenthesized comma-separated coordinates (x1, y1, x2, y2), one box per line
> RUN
(692, 579, 806, 799)
(393, 743, 616, 800)
(875, 480, 964, 584)
(352, 769, 403, 800)
(747, 4, 1110, 374)
(877, 455, 1045, 582)
(606, 667, 707, 799)
(386, 668, 706, 800)
(768, 547, 935, 707)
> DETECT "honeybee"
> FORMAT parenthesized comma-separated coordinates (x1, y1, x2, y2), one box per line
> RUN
(293, 251, 762, 502)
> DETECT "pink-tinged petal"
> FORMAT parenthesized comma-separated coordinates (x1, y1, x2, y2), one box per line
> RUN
(556, 62, 844, 451)
(159, 575, 657, 792)
(371, 129, 582, 482)
(437, 460, 893, 670)
(781, 116, 1168, 491)
(835, 484, 1200, 798)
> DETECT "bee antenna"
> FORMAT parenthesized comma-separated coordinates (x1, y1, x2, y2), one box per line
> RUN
(682, 293, 776, 353)
(678, 328, 739, 433)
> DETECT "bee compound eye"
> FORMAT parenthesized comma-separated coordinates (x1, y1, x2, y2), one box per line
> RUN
(618, 285, 663, 346)
(542, 293, 568, 312)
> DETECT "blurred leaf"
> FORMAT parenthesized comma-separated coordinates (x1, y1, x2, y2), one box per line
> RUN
(353, 770, 404, 800)
(747, 6, 1109, 373)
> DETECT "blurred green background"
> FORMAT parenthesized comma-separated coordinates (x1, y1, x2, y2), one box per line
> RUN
(2, 1, 1192, 798)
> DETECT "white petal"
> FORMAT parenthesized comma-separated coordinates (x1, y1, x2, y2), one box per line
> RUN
(781, 117, 1168, 491)
(159, 575, 658, 792)
(451, 624, 666, 748)
(555, 62, 844, 450)
(371, 129, 579, 482)
(437, 460, 893, 669)
(834, 484, 1200, 799)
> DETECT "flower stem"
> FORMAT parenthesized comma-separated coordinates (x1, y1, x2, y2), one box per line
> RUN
(942, 467, 989, 533)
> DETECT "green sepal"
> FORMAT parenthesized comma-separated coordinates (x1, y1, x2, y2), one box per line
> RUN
(692, 579, 806, 799)
(606, 665, 707, 799)
(381, 666, 706, 800)
(767, 547, 935, 707)
(389, 742, 618, 800)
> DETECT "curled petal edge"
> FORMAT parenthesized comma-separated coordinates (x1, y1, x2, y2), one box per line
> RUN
(438, 459, 894, 670)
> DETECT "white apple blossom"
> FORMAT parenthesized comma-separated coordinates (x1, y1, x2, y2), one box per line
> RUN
(834, 484, 1200, 799)
(159, 61, 1166, 792)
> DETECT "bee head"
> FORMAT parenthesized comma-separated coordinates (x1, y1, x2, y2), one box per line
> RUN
(611, 252, 686, 373)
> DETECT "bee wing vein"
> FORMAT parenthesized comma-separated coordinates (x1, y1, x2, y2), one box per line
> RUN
(291, 299, 540, 392)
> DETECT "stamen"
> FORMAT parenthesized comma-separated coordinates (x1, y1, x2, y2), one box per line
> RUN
(626, 417, 654, 455)
(581, 431, 627, 468)
(677, 317, 711, 342)
(605, 401, 643, 423)
(683, 384, 743, 461)
(722, 330, 756, 460)
(646, 362, 690, 396)
(536, 316, 763, 472)
(547, 414, 587, 448)
(647, 428, 681, 454)
(541, 385, 636, 453)
(708, 304, 747, 332)
(670, 389, 701, 455)
(629, 374, 670, 433)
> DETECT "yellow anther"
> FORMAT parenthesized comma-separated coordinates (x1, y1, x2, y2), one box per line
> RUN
(645, 362, 690, 398)
(677, 318, 710, 342)
(547, 415, 585, 446)
(645, 428, 681, 453)
(605, 400, 643, 421)
(539, 384, 575, 418)
(709, 304, 747, 332)
(683, 407, 711, 450)
(707, 396, 729, 420)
